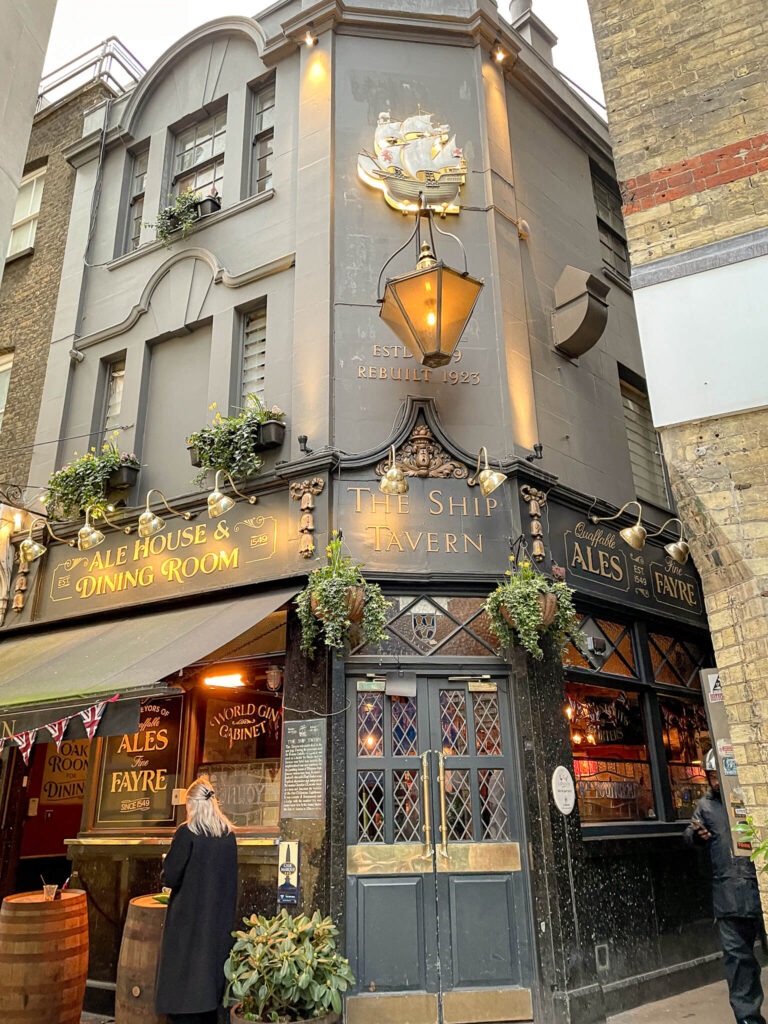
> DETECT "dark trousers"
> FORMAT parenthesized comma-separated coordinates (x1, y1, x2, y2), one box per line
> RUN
(718, 916, 765, 1022)
(168, 1014, 217, 1024)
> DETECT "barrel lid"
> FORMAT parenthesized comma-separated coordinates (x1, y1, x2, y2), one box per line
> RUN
(2, 889, 85, 904)
(130, 894, 168, 909)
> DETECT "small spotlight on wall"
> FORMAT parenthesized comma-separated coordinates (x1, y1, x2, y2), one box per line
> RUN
(203, 673, 245, 688)
(493, 43, 506, 63)
(305, 28, 317, 46)
(591, 500, 647, 551)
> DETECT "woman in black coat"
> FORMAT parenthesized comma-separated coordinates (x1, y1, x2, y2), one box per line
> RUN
(155, 776, 238, 1024)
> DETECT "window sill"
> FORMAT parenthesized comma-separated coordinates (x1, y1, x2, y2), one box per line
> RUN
(602, 264, 633, 295)
(107, 188, 276, 271)
(581, 820, 689, 841)
(5, 246, 34, 265)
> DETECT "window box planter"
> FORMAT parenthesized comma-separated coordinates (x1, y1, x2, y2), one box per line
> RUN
(108, 464, 139, 491)
(195, 195, 221, 218)
(257, 419, 285, 450)
(187, 443, 201, 468)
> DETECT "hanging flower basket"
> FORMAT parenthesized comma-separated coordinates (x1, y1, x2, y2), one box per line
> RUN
(296, 532, 389, 656)
(486, 558, 582, 661)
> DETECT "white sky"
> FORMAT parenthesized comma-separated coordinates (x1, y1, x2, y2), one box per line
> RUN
(44, 1, 604, 109)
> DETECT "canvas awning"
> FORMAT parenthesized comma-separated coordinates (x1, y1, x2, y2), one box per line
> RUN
(0, 587, 295, 738)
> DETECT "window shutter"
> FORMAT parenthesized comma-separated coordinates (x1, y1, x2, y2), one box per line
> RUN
(620, 381, 668, 508)
(243, 306, 267, 405)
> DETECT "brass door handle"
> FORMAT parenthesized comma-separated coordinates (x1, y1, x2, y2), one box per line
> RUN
(420, 751, 434, 858)
(437, 753, 449, 859)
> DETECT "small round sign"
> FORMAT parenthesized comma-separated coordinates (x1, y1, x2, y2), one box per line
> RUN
(551, 766, 576, 815)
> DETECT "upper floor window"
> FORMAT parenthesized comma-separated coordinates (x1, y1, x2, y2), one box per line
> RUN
(251, 78, 275, 195)
(175, 110, 226, 198)
(8, 168, 46, 257)
(126, 148, 148, 252)
(619, 368, 670, 509)
(591, 169, 630, 284)
(242, 305, 267, 406)
(0, 352, 13, 430)
(103, 359, 125, 437)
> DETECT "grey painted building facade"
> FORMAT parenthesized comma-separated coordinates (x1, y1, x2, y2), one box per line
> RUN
(0, 4, 720, 1023)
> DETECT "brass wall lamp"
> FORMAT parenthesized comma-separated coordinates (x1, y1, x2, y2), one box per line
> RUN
(591, 500, 647, 551)
(78, 505, 131, 551)
(646, 517, 690, 565)
(379, 446, 408, 495)
(18, 518, 75, 563)
(137, 489, 191, 539)
(377, 194, 484, 368)
(207, 470, 257, 518)
(467, 446, 507, 497)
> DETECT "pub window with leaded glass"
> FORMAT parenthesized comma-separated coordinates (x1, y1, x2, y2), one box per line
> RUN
(660, 694, 710, 819)
(566, 681, 655, 823)
(563, 614, 637, 677)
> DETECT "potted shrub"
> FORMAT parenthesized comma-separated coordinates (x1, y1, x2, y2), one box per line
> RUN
(186, 398, 286, 485)
(296, 532, 389, 656)
(224, 909, 355, 1024)
(485, 557, 582, 661)
(45, 443, 140, 520)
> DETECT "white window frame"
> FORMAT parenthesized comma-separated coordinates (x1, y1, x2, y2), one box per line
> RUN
(126, 148, 149, 252)
(8, 167, 46, 258)
(242, 304, 267, 407)
(0, 352, 14, 432)
(103, 359, 126, 439)
(251, 77, 275, 196)
(173, 109, 227, 200)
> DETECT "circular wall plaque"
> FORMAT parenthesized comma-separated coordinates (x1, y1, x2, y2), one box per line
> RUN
(551, 766, 576, 815)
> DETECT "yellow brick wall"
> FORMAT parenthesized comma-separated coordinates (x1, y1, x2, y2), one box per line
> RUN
(660, 408, 768, 915)
(587, 0, 768, 264)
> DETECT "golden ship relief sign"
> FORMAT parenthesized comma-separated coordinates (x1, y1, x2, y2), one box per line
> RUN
(357, 108, 466, 214)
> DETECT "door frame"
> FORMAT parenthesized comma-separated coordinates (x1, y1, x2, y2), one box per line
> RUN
(343, 661, 539, 1023)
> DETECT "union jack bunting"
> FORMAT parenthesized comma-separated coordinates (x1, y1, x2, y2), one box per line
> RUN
(15, 729, 37, 765)
(79, 693, 119, 740)
(44, 717, 70, 752)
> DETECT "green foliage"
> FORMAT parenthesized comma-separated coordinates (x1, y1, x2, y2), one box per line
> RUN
(186, 397, 284, 487)
(734, 816, 768, 871)
(485, 558, 582, 661)
(44, 441, 139, 520)
(224, 909, 355, 1022)
(147, 189, 201, 246)
(296, 532, 389, 656)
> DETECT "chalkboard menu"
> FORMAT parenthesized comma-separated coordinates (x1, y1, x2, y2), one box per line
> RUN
(200, 760, 281, 828)
(95, 696, 182, 827)
(280, 720, 327, 820)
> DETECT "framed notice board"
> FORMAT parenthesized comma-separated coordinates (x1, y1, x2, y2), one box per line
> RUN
(280, 719, 326, 820)
(94, 695, 182, 828)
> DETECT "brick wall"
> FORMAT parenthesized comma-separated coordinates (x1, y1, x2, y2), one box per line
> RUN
(0, 83, 111, 496)
(587, 0, 768, 918)
(588, 0, 768, 265)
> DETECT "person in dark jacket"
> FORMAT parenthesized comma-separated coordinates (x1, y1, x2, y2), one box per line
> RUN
(685, 749, 765, 1024)
(155, 776, 238, 1024)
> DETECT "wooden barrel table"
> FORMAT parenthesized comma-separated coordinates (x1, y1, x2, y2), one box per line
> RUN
(115, 894, 169, 1024)
(0, 889, 89, 1024)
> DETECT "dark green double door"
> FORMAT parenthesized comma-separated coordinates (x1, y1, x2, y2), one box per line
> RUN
(346, 675, 533, 1024)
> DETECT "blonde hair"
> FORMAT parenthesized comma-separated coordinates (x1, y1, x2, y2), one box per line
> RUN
(186, 776, 233, 837)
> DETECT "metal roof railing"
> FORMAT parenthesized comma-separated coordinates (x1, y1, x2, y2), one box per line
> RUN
(37, 37, 146, 112)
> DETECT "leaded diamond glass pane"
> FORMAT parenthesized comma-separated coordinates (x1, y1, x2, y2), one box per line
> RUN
(357, 770, 384, 842)
(391, 697, 418, 757)
(440, 690, 468, 755)
(393, 769, 421, 842)
(473, 693, 503, 755)
(479, 769, 510, 840)
(445, 769, 473, 840)
(357, 694, 384, 756)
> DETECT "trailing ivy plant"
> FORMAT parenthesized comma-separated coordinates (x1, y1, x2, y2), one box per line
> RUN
(44, 441, 140, 520)
(224, 909, 355, 1022)
(146, 188, 201, 247)
(186, 397, 284, 487)
(485, 557, 582, 661)
(296, 532, 389, 656)
(734, 816, 768, 872)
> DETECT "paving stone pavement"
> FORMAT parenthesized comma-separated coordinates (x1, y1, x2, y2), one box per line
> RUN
(607, 966, 768, 1024)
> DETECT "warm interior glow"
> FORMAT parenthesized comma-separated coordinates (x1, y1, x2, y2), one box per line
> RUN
(565, 706, 573, 720)
(364, 734, 376, 749)
(13, 512, 22, 530)
(203, 673, 245, 688)
(427, 312, 437, 326)
(572, 732, 583, 745)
